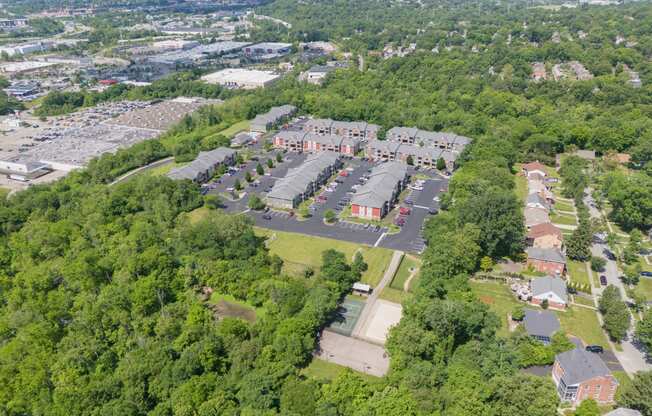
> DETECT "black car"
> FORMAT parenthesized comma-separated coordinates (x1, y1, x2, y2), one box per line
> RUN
(428, 208, 438, 215)
(600, 275, 608, 285)
(585, 345, 604, 354)
(262, 214, 272, 220)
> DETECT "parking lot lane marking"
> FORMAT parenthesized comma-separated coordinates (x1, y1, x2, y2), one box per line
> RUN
(374, 232, 387, 247)
(413, 205, 430, 210)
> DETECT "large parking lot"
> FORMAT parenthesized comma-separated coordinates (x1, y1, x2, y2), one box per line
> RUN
(205, 146, 447, 253)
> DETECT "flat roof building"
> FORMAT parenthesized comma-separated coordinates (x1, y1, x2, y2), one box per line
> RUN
(266, 152, 341, 209)
(243, 42, 292, 60)
(0, 158, 51, 182)
(201, 68, 281, 89)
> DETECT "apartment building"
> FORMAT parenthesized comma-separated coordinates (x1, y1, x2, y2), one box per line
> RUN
(385, 127, 471, 153)
(272, 131, 363, 156)
(350, 162, 409, 220)
(304, 118, 380, 140)
(167, 147, 236, 183)
(250, 105, 297, 132)
(366, 140, 458, 170)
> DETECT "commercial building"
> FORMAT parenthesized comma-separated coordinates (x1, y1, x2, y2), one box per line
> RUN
(300, 65, 335, 85)
(266, 152, 341, 209)
(553, 348, 618, 405)
(530, 276, 568, 309)
(4, 82, 39, 99)
(350, 162, 409, 220)
(243, 42, 292, 59)
(201, 68, 281, 89)
(0, 158, 51, 181)
(527, 247, 566, 277)
(304, 118, 379, 141)
(523, 309, 561, 345)
(0, 18, 28, 30)
(250, 105, 297, 132)
(147, 41, 250, 65)
(0, 61, 58, 76)
(167, 147, 236, 183)
(0, 42, 52, 57)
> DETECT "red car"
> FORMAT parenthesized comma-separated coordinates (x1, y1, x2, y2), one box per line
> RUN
(399, 207, 411, 215)
(339, 171, 349, 177)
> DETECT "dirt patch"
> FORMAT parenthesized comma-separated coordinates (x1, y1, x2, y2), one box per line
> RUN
(478, 295, 495, 305)
(209, 300, 256, 323)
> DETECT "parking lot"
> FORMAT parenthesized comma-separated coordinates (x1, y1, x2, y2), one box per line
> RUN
(206, 146, 447, 253)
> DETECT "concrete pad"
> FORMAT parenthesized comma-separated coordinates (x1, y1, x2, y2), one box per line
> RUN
(360, 299, 403, 344)
(317, 330, 389, 377)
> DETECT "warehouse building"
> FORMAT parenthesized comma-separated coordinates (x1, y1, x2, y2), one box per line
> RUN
(350, 162, 409, 220)
(250, 105, 297, 132)
(201, 68, 281, 89)
(0, 158, 51, 181)
(266, 152, 341, 209)
(243, 42, 292, 60)
(167, 147, 236, 183)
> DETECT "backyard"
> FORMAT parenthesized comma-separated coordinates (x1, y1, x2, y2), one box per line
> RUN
(567, 260, 593, 288)
(470, 280, 521, 337)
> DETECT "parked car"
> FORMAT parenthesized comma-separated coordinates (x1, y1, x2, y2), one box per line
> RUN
(428, 208, 438, 215)
(262, 214, 272, 220)
(339, 171, 348, 177)
(405, 200, 414, 205)
(399, 207, 411, 215)
(394, 217, 405, 226)
(585, 345, 604, 354)
(600, 275, 608, 285)
(641, 271, 652, 277)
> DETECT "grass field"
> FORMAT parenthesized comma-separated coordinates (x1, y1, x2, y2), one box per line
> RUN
(390, 255, 420, 291)
(380, 287, 410, 304)
(301, 358, 381, 383)
(143, 161, 185, 177)
(567, 260, 592, 288)
(554, 200, 575, 212)
(515, 173, 528, 203)
(254, 228, 393, 286)
(216, 120, 250, 138)
(635, 278, 652, 301)
(557, 306, 610, 348)
(550, 212, 578, 226)
(572, 295, 596, 308)
(470, 280, 520, 337)
(208, 292, 263, 322)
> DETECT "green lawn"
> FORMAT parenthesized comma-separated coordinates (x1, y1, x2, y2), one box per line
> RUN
(638, 256, 652, 273)
(390, 255, 420, 291)
(550, 212, 578, 226)
(634, 278, 652, 301)
(567, 260, 592, 288)
(515, 172, 528, 203)
(143, 161, 185, 177)
(572, 295, 595, 308)
(613, 371, 633, 400)
(557, 306, 610, 348)
(554, 200, 575, 212)
(217, 120, 250, 138)
(380, 287, 410, 304)
(470, 280, 521, 337)
(254, 228, 393, 286)
(301, 358, 381, 383)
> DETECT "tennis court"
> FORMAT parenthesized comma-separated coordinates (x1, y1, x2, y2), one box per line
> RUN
(328, 298, 365, 336)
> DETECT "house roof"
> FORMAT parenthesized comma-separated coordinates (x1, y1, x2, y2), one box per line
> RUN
(523, 161, 547, 173)
(527, 223, 562, 241)
(351, 162, 407, 208)
(529, 172, 545, 182)
(555, 348, 614, 386)
(267, 152, 339, 201)
(252, 105, 296, 126)
(525, 207, 550, 227)
(523, 309, 560, 338)
(531, 276, 568, 304)
(527, 192, 549, 208)
(527, 247, 566, 264)
(167, 147, 235, 181)
(605, 409, 642, 416)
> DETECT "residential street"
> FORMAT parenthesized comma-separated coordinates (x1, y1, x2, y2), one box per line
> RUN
(584, 191, 652, 374)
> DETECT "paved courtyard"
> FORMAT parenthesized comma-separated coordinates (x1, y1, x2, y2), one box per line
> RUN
(359, 299, 403, 344)
(316, 330, 390, 377)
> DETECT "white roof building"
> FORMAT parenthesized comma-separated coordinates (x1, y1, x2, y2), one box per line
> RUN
(201, 68, 281, 89)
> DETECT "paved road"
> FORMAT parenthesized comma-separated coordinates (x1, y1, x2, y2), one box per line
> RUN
(351, 250, 404, 339)
(109, 156, 174, 186)
(584, 192, 652, 374)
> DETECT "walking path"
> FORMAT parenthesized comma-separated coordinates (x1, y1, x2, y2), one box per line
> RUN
(109, 157, 174, 186)
(351, 250, 403, 338)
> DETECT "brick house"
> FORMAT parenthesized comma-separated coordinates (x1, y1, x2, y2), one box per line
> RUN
(527, 223, 564, 250)
(552, 348, 618, 405)
(526, 247, 566, 277)
(530, 276, 567, 309)
(522, 161, 547, 178)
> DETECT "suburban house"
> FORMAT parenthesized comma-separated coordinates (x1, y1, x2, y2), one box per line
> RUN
(525, 207, 551, 229)
(527, 247, 566, 277)
(350, 162, 409, 220)
(523, 309, 561, 344)
(526, 193, 550, 210)
(552, 348, 618, 405)
(522, 161, 547, 178)
(167, 147, 236, 183)
(530, 276, 568, 309)
(527, 223, 564, 250)
(605, 409, 642, 416)
(528, 179, 555, 203)
(250, 105, 297, 132)
(266, 152, 341, 209)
